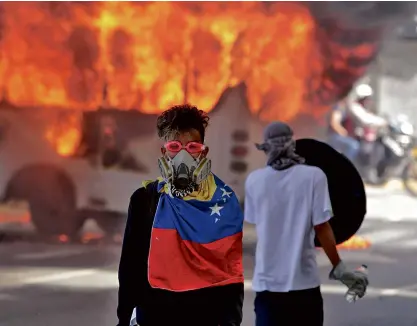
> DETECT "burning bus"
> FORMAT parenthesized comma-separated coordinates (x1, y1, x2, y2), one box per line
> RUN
(0, 2, 409, 238)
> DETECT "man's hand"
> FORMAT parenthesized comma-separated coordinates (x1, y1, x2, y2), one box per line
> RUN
(348, 280, 368, 301)
(329, 261, 369, 290)
(337, 127, 349, 137)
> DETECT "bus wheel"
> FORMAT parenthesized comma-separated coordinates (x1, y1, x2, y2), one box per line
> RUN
(6, 165, 84, 238)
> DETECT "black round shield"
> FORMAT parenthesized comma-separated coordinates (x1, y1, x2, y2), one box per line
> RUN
(295, 138, 367, 246)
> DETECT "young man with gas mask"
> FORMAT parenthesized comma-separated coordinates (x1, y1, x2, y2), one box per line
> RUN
(116, 104, 244, 326)
(245, 121, 369, 326)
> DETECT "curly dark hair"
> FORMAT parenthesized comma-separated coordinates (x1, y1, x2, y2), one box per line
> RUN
(156, 104, 210, 141)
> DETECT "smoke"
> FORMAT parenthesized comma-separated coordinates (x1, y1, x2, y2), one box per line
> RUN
(308, 2, 414, 30)
(302, 2, 414, 106)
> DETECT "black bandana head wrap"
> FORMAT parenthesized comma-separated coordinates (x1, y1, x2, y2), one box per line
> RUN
(255, 121, 305, 170)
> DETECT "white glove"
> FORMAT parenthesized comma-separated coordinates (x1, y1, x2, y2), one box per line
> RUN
(346, 280, 368, 302)
(329, 261, 369, 290)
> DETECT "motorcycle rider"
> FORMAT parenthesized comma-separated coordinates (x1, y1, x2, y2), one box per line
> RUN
(349, 84, 386, 127)
(349, 84, 387, 183)
(327, 98, 359, 163)
(329, 84, 387, 183)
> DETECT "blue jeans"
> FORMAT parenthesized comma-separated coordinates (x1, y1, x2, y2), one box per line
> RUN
(328, 132, 360, 163)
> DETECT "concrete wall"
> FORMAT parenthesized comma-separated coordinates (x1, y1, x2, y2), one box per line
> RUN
(379, 75, 417, 125)
(366, 36, 417, 126)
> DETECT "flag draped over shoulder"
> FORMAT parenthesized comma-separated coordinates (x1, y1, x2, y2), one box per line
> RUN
(148, 174, 244, 292)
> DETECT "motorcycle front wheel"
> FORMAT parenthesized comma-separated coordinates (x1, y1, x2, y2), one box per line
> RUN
(402, 157, 417, 197)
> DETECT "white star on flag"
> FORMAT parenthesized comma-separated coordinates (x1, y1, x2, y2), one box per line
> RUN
(209, 203, 224, 216)
(215, 218, 220, 223)
(221, 188, 232, 198)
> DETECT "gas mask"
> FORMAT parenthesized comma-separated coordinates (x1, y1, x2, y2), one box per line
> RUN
(158, 150, 211, 198)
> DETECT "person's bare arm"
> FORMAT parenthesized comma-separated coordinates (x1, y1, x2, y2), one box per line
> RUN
(312, 170, 369, 291)
(330, 110, 348, 136)
(314, 222, 341, 267)
(349, 103, 386, 127)
(311, 170, 341, 268)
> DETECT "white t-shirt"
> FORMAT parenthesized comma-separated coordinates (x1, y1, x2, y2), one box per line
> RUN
(245, 164, 333, 292)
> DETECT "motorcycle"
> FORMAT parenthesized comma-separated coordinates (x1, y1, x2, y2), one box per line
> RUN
(355, 115, 415, 187)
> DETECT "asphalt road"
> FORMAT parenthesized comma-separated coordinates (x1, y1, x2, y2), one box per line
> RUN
(0, 183, 416, 326)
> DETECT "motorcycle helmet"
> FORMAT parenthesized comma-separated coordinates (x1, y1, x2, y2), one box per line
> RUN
(353, 84, 373, 103)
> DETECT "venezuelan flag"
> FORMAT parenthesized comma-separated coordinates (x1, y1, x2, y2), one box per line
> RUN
(148, 174, 244, 292)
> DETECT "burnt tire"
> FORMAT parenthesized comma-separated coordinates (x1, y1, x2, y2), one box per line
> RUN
(6, 165, 84, 237)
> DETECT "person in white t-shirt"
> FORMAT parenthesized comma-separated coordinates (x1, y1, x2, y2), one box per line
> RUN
(245, 121, 369, 326)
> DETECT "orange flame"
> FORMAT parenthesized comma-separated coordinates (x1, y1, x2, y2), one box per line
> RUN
(337, 235, 371, 250)
(0, 2, 317, 121)
(0, 2, 380, 156)
(45, 112, 81, 156)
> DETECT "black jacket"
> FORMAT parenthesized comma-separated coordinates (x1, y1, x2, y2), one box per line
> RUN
(116, 180, 244, 326)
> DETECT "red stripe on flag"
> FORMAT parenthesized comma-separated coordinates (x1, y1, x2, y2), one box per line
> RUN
(148, 229, 243, 291)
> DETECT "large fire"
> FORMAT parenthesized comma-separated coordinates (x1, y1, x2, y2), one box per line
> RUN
(0, 2, 381, 156)
(1, 2, 333, 117)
